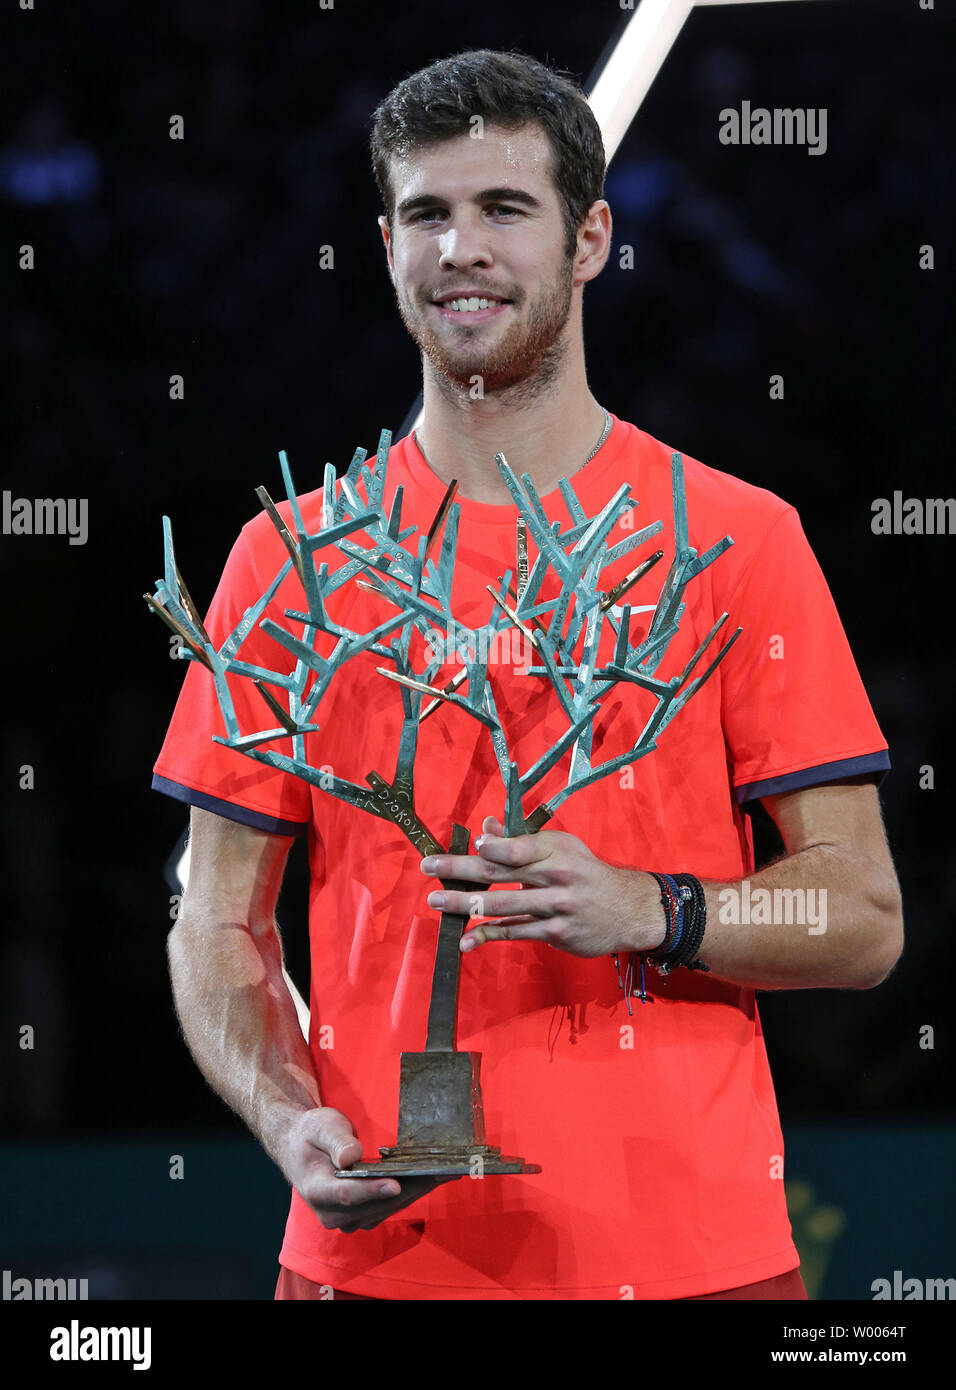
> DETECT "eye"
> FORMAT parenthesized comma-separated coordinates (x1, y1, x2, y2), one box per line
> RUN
(410, 205, 523, 223)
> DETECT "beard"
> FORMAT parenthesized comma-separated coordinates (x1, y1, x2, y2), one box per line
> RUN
(394, 256, 575, 399)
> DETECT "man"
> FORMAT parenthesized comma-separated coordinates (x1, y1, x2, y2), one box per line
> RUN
(152, 49, 903, 1300)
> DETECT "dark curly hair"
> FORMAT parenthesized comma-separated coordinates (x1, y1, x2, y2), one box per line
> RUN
(369, 48, 607, 260)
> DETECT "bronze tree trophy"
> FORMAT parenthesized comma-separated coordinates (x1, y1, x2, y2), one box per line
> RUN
(146, 428, 739, 1177)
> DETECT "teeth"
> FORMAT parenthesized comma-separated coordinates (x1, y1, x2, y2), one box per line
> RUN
(443, 297, 503, 312)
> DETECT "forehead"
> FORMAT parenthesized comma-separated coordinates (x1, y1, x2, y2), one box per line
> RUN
(389, 122, 557, 203)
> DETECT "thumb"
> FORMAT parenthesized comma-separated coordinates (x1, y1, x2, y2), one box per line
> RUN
(311, 1108, 363, 1168)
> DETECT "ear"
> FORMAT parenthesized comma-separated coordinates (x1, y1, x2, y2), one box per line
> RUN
(572, 200, 612, 287)
(378, 214, 395, 278)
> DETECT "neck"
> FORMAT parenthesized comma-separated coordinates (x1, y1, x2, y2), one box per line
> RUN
(413, 362, 609, 506)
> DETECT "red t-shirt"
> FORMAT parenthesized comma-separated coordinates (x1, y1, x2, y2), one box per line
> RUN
(153, 414, 889, 1299)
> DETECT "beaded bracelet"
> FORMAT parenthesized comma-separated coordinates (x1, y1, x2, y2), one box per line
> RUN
(646, 871, 710, 975)
(649, 871, 683, 957)
(611, 870, 710, 1010)
(671, 873, 709, 971)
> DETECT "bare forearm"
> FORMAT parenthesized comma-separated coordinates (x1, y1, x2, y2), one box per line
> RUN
(167, 913, 320, 1173)
(656, 844, 904, 991)
(426, 786, 904, 991)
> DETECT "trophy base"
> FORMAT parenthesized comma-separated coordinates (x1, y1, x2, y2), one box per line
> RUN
(335, 1145, 540, 1179)
(332, 1049, 540, 1178)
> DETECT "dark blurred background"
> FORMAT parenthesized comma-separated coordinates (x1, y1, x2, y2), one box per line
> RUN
(1, 0, 953, 1298)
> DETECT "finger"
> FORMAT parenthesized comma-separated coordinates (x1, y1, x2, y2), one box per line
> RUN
(333, 1174, 460, 1227)
(327, 1172, 403, 1206)
(381, 1175, 459, 1208)
(459, 914, 537, 951)
(469, 913, 539, 923)
(420, 826, 556, 884)
(462, 918, 552, 949)
(472, 829, 555, 873)
(427, 886, 555, 919)
(330, 1163, 458, 1199)
(422, 851, 547, 886)
(420, 852, 494, 883)
(297, 1150, 402, 1212)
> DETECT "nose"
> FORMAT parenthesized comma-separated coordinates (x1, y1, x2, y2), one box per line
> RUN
(438, 214, 493, 271)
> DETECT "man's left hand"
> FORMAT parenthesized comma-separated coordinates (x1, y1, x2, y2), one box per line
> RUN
(421, 816, 667, 957)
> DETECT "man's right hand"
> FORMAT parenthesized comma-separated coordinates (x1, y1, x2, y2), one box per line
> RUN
(168, 812, 456, 1235)
(280, 1106, 459, 1233)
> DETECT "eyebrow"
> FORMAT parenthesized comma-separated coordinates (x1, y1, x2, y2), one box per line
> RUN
(395, 187, 544, 220)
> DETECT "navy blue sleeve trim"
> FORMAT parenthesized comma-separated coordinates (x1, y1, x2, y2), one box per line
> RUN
(151, 774, 310, 837)
(735, 751, 891, 805)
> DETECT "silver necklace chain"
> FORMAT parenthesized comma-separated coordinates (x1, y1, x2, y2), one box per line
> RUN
(583, 407, 613, 466)
(413, 407, 612, 477)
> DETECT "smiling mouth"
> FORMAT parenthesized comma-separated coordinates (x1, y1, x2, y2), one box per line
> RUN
(432, 298, 512, 322)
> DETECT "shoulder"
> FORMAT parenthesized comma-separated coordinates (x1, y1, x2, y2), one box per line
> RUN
(232, 481, 327, 583)
(621, 422, 806, 592)
(632, 423, 794, 534)
(233, 431, 407, 578)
